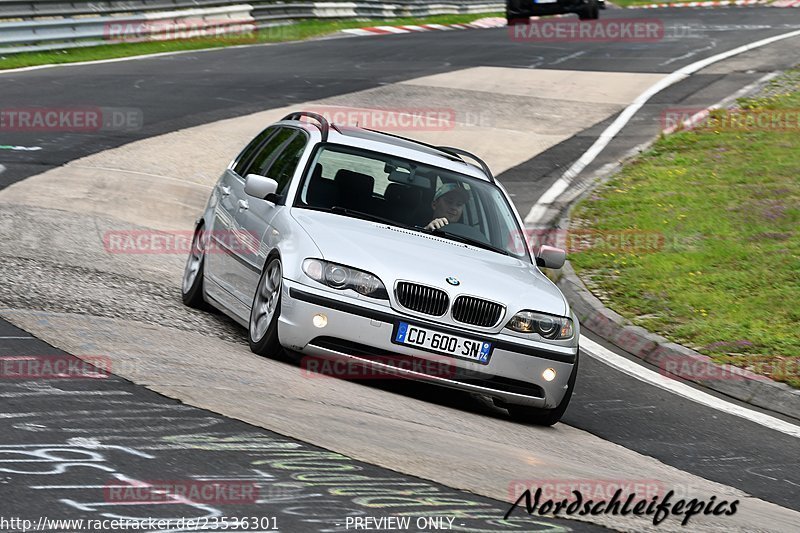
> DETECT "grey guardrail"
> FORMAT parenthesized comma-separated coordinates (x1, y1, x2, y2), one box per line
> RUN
(0, 4, 256, 53)
(0, 1, 504, 55)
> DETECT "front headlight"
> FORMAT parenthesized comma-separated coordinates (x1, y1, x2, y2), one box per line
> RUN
(506, 310, 574, 340)
(302, 259, 388, 300)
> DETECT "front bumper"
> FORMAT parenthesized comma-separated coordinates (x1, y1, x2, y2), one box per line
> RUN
(278, 280, 577, 409)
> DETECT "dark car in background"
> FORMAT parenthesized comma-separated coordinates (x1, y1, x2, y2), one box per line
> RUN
(506, 0, 601, 24)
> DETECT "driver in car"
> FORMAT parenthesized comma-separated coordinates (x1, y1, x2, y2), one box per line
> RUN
(424, 183, 469, 230)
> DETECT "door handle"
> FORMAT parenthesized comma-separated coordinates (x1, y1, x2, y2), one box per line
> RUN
(238, 199, 249, 211)
(220, 186, 231, 197)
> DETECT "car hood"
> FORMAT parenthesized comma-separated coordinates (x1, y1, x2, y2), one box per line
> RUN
(291, 209, 568, 317)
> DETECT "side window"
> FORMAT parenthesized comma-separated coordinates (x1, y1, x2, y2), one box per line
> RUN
(233, 127, 277, 177)
(247, 128, 296, 178)
(267, 132, 308, 195)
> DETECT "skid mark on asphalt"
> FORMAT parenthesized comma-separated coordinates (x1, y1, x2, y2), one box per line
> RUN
(0, 254, 243, 344)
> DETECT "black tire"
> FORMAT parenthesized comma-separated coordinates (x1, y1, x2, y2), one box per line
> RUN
(248, 255, 284, 358)
(507, 351, 579, 426)
(181, 223, 209, 310)
(506, 0, 529, 25)
(578, 0, 600, 20)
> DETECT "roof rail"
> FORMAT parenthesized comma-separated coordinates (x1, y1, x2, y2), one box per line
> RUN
(283, 111, 330, 142)
(357, 128, 494, 182)
(436, 146, 494, 183)
(361, 128, 463, 163)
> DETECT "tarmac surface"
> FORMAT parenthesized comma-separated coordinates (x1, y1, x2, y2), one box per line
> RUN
(1, 6, 799, 532)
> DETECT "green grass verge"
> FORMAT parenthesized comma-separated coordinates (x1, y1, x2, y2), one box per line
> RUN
(0, 13, 502, 70)
(569, 68, 800, 387)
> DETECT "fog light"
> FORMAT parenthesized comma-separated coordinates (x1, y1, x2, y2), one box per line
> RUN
(312, 314, 328, 328)
(542, 368, 556, 382)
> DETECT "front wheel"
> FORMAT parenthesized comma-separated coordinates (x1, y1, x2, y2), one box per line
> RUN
(182, 223, 209, 310)
(248, 256, 284, 357)
(508, 353, 579, 426)
(506, 0, 530, 25)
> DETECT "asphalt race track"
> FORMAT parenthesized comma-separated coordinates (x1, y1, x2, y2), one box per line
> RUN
(1, 5, 799, 533)
(0, 319, 598, 533)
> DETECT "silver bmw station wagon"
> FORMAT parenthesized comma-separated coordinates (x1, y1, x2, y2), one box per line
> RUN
(182, 111, 579, 426)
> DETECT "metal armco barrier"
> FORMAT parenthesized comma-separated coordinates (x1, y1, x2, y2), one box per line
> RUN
(0, 1, 504, 55)
(0, 4, 256, 54)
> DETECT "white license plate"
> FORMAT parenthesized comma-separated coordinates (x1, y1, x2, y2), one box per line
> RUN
(393, 322, 492, 364)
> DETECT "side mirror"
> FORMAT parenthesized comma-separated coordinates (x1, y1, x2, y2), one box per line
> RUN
(244, 174, 278, 199)
(536, 245, 566, 270)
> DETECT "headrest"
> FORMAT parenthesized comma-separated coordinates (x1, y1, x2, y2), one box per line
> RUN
(334, 169, 374, 196)
(385, 183, 422, 205)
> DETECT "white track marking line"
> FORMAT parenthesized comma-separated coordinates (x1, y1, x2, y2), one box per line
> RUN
(0, 336, 34, 339)
(341, 28, 374, 36)
(549, 50, 587, 66)
(400, 25, 428, 32)
(581, 336, 800, 438)
(659, 43, 717, 67)
(372, 26, 409, 33)
(0, 164, 5, 175)
(524, 28, 800, 224)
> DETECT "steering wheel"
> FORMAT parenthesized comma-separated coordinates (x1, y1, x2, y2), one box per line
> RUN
(441, 222, 489, 243)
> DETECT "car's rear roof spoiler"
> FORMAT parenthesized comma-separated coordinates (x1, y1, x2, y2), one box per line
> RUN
(283, 111, 330, 142)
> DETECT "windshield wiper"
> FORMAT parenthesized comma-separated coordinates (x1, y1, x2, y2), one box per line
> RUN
(429, 228, 510, 256)
(329, 206, 405, 228)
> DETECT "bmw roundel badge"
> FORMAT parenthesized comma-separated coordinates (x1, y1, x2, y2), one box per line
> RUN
(446, 276, 460, 286)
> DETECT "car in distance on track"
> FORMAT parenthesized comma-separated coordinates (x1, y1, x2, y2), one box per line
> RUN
(182, 111, 580, 426)
(506, 0, 600, 24)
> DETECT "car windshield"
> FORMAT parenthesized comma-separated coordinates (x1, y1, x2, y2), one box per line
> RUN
(294, 144, 530, 261)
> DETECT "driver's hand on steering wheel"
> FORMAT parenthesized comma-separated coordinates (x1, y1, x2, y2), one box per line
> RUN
(425, 217, 449, 231)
